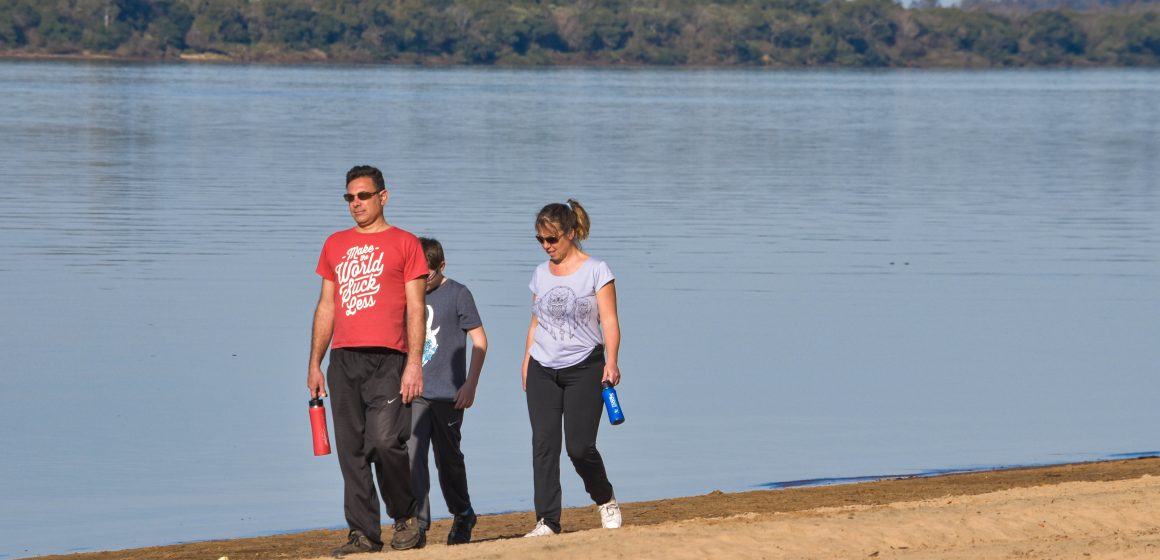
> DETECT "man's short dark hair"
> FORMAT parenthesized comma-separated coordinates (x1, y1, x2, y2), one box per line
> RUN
(419, 237, 444, 270)
(346, 165, 385, 191)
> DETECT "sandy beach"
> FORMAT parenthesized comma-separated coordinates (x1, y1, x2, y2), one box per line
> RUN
(26, 456, 1160, 560)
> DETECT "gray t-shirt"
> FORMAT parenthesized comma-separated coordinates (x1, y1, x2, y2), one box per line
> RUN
(529, 257, 614, 369)
(421, 278, 483, 401)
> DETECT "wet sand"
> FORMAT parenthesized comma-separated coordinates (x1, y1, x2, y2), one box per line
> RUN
(28, 457, 1160, 560)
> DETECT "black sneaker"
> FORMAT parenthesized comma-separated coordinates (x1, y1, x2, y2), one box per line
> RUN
(390, 516, 424, 550)
(447, 508, 477, 545)
(331, 530, 382, 557)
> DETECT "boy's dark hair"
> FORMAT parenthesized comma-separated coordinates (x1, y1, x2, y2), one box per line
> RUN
(345, 165, 385, 191)
(419, 237, 444, 270)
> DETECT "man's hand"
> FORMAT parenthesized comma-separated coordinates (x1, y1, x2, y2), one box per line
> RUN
(401, 361, 423, 403)
(307, 366, 327, 399)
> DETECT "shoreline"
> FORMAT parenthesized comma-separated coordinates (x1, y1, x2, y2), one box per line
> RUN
(23, 455, 1160, 560)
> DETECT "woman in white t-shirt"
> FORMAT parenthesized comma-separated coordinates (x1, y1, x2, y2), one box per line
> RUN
(520, 199, 623, 538)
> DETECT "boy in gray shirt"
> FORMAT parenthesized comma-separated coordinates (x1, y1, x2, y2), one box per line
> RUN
(409, 237, 487, 546)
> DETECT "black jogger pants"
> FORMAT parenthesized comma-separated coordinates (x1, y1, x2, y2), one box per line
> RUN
(525, 347, 614, 532)
(328, 347, 417, 545)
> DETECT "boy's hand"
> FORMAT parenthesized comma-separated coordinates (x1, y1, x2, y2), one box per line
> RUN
(454, 380, 478, 409)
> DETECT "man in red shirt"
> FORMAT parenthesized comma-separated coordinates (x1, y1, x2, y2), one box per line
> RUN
(308, 165, 429, 555)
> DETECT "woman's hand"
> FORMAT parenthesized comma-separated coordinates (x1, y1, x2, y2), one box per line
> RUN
(602, 362, 621, 387)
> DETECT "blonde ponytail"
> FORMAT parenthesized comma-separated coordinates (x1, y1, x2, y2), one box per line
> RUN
(567, 199, 591, 241)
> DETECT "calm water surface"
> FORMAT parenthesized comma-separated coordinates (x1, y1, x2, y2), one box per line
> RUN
(0, 63, 1157, 558)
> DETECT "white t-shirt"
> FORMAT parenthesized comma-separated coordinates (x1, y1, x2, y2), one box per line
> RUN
(528, 257, 614, 369)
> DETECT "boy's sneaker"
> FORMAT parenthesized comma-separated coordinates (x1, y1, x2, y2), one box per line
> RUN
(390, 516, 424, 550)
(331, 530, 382, 557)
(523, 519, 558, 537)
(447, 508, 477, 545)
(598, 498, 622, 529)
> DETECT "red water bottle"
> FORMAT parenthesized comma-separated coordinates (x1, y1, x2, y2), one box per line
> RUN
(309, 397, 331, 456)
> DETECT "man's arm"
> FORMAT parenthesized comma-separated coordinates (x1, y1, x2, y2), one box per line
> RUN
(454, 325, 487, 409)
(307, 279, 335, 398)
(400, 276, 426, 403)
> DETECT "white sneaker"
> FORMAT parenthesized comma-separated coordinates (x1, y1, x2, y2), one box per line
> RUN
(598, 498, 622, 529)
(524, 519, 557, 538)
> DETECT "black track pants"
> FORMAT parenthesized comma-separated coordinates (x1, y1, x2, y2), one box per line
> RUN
(408, 397, 472, 530)
(525, 348, 614, 532)
(328, 347, 417, 545)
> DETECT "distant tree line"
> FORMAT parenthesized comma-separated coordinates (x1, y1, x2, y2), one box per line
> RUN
(959, 0, 1157, 12)
(2, 0, 1160, 66)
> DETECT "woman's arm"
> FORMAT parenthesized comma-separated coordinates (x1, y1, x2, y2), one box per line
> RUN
(596, 281, 621, 386)
(523, 295, 538, 392)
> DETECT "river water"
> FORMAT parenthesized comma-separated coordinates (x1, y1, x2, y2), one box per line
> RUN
(0, 63, 1157, 558)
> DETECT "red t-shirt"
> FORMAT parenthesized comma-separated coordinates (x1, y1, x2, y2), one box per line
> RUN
(316, 226, 428, 352)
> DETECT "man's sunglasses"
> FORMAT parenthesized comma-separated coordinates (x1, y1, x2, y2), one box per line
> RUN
(343, 190, 383, 203)
(535, 235, 561, 245)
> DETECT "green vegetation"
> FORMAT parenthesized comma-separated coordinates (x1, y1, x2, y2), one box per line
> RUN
(2, 0, 1160, 66)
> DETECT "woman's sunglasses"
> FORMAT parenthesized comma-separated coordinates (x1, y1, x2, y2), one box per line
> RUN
(535, 235, 561, 245)
(343, 190, 383, 203)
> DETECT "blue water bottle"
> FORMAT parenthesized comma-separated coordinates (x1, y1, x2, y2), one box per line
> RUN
(601, 381, 625, 425)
